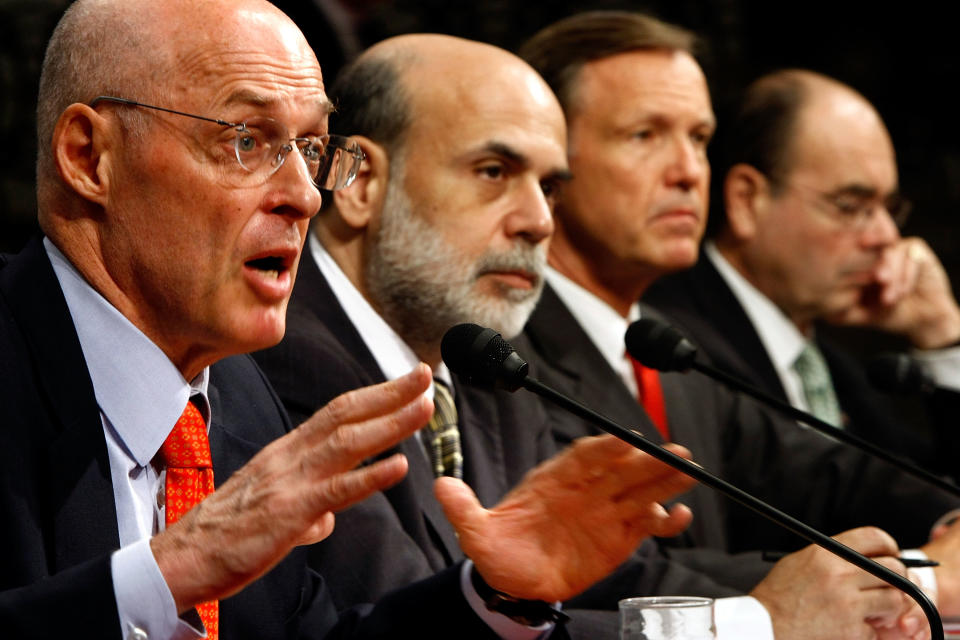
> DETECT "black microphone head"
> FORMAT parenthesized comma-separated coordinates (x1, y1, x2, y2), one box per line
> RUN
(867, 352, 933, 396)
(625, 317, 697, 372)
(441, 323, 529, 391)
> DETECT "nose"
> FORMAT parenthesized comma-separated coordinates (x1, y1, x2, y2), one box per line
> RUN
(503, 176, 555, 244)
(664, 137, 707, 191)
(266, 146, 323, 220)
(859, 205, 900, 248)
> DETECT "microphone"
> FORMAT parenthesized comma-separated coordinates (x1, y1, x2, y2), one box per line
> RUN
(868, 353, 936, 396)
(625, 317, 960, 500)
(442, 323, 943, 638)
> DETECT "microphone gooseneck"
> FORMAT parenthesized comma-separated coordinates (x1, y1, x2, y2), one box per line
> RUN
(626, 317, 960, 500)
(441, 323, 942, 639)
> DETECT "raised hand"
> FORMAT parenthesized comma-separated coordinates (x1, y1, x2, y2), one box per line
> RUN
(152, 364, 434, 613)
(435, 435, 695, 602)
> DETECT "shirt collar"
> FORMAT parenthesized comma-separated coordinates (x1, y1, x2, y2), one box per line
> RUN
(309, 233, 448, 395)
(704, 241, 808, 372)
(545, 267, 640, 395)
(45, 238, 210, 468)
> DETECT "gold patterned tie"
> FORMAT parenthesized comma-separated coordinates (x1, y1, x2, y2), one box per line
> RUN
(159, 400, 219, 639)
(425, 380, 463, 479)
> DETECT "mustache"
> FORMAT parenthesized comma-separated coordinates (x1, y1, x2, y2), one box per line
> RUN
(473, 245, 547, 281)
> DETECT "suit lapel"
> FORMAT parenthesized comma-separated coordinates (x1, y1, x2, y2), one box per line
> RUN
(681, 257, 787, 400)
(522, 285, 664, 445)
(0, 238, 120, 569)
(298, 257, 465, 566)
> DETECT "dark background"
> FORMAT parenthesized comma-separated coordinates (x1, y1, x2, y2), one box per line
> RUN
(3, 0, 959, 287)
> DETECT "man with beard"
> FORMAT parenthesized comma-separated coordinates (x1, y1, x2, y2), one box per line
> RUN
(253, 31, 930, 640)
(516, 10, 960, 638)
(0, 0, 707, 637)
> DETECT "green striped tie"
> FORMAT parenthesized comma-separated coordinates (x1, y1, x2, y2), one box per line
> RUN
(793, 343, 843, 428)
(426, 380, 463, 479)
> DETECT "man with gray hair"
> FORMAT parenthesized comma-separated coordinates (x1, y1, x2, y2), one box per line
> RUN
(254, 25, 928, 640)
(0, 1, 703, 638)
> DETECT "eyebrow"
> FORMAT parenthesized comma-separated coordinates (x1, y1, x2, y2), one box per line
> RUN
(223, 89, 335, 117)
(829, 183, 898, 200)
(475, 141, 573, 183)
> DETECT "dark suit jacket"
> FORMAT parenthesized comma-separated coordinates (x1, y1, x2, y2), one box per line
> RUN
(252, 252, 747, 639)
(643, 253, 960, 475)
(524, 283, 958, 557)
(0, 237, 500, 640)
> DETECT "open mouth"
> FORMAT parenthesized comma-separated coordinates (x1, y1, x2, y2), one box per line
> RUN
(245, 255, 288, 278)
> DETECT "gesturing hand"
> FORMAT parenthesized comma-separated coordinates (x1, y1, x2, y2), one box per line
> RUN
(435, 435, 695, 602)
(152, 364, 434, 613)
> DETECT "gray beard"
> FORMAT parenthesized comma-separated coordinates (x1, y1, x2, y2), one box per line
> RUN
(365, 177, 545, 355)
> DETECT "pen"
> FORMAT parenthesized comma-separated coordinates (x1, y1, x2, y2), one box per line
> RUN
(761, 551, 939, 568)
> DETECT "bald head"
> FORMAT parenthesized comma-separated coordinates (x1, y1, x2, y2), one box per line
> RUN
(330, 34, 564, 162)
(718, 69, 901, 328)
(35, 0, 327, 375)
(722, 69, 891, 197)
(36, 0, 316, 184)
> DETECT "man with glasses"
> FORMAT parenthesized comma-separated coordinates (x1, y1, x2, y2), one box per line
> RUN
(517, 13, 960, 637)
(0, 0, 699, 638)
(644, 69, 960, 470)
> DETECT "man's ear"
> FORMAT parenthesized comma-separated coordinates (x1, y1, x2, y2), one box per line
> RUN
(723, 163, 770, 241)
(51, 103, 114, 206)
(332, 136, 390, 231)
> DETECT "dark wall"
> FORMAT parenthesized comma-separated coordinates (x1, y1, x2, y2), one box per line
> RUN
(4, 0, 959, 287)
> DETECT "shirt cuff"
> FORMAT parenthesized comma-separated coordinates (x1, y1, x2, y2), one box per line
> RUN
(112, 537, 205, 639)
(714, 596, 774, 640)
(913, 345, 960, 392)
(460, 560, 555, 640)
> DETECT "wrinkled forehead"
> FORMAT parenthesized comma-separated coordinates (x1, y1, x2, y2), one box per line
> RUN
(160, 5, 328, 118)
(408, 63, 567, 166)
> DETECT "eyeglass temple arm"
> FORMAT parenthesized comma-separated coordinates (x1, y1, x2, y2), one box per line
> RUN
(88, 96, 239, 128)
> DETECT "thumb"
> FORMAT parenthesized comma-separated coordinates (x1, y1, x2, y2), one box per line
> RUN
(434, 476, 485, 534)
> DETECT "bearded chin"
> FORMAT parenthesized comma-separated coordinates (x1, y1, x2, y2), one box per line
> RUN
(367, 172, 544, 351)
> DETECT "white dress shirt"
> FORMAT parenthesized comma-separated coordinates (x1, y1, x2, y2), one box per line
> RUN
(704, 241, 942, 600)
(47, 238, 207, 640)
(705, 241, 960, 410)
(311, 234, 553, 639)
(545, 267, 775, 639)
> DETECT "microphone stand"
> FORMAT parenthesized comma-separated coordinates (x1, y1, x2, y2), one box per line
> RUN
(522, 374, 944, 639)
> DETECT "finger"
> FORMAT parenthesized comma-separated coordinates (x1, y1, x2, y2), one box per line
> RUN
(434, 476, 485, 535)
(857, 587, 912, 627)
(880, 242, 920, 305)
(310, 452, 410, 514)
(306, 392, 433, 476)
(833, 526, 901, 558)
(637, 502, 693, 538)
(896, 604, 930, 640)
(852, 555, 911, 591)
(301, 363, 433, 439)
(293, 512, 336, 546)
(610, 463, 697, 512)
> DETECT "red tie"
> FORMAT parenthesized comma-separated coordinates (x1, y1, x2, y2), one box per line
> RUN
(159, 401, 218, 639)
(628, 355, 670, 440)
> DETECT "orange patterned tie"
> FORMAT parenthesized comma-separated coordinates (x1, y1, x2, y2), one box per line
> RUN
(159, 400, 218, 639)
